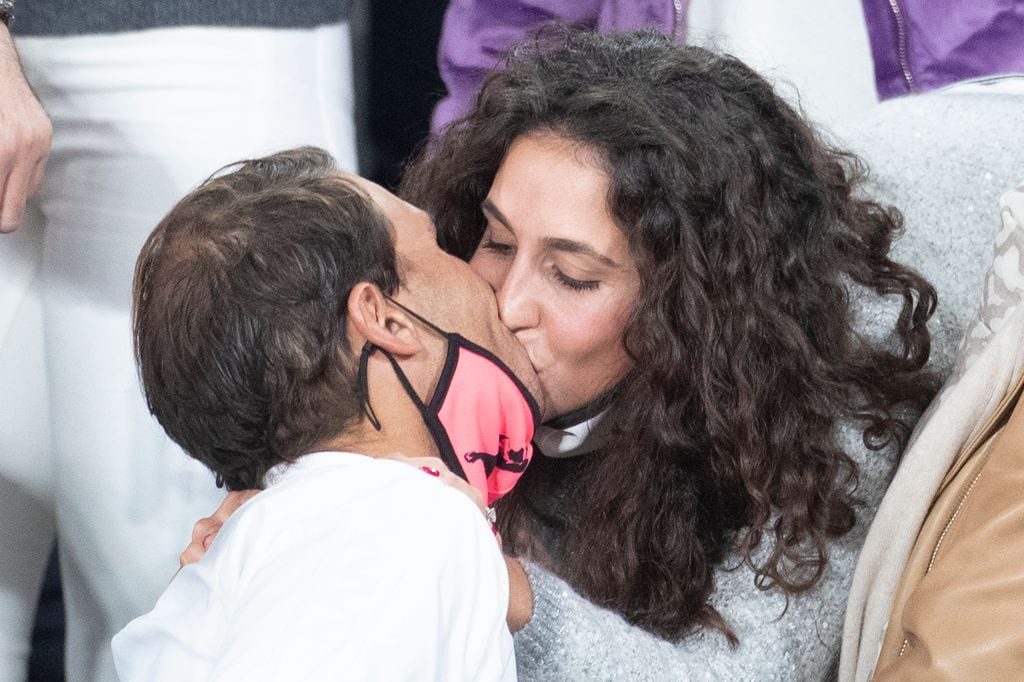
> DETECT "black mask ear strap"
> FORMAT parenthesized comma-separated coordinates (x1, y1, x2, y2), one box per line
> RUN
(384, 296, 447, 338)
(357, 343, 383, 431)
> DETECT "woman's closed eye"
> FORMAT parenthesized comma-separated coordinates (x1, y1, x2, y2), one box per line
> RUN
(554, 268, 600, 292)
(480, 233, 601, 291)
(481, 238, 515, 257)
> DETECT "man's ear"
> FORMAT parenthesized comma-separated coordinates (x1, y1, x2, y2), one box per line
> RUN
(346, 283, 422, 357)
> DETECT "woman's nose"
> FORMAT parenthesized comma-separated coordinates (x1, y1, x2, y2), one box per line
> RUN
(496, 261, 540, 332)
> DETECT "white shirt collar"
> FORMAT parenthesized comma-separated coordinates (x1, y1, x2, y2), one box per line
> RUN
(534, 410, 607, 459)
(262, 450, 365, 488)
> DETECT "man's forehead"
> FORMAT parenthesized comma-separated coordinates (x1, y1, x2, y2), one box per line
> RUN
(337, 171, 409, 220)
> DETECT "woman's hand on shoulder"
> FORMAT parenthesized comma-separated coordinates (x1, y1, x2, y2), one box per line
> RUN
(179, 490, 259, 568)
(384, 454, 487, 517)
(179, 456, 488, 571)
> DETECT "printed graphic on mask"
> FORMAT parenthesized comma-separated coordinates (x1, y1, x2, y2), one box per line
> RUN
(464, 435, 531, 476)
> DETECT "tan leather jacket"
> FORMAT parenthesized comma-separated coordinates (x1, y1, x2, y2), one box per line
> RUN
(873, 368, 1024, 679)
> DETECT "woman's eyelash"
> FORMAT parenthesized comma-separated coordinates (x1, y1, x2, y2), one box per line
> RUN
(481, 239, 514, 255)
(555, 269, 600, 292)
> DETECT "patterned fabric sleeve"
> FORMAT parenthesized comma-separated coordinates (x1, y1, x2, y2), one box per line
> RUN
(956, 183, 1024, 371)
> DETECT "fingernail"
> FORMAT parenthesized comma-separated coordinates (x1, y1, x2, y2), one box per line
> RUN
(202, 533, 216, 549)
(420, 466, 440, 477)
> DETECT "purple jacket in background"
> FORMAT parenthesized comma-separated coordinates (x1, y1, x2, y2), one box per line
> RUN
(432, 0, 683, 133)
(433, 0, 1024, 134)
(864, 0, 1024, 99)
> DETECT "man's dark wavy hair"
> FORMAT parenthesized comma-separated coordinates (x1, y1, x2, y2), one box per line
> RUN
(133, 147, 399, 491)
(402, 29, 939, 642)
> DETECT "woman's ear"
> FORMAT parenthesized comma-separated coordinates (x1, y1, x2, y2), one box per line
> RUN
(346, 283, 422, 357)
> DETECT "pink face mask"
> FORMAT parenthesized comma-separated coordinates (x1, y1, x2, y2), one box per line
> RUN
(358, 300, 541, 506)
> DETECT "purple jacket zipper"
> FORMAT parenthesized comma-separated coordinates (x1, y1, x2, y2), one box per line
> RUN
(887, 0, 916, 91)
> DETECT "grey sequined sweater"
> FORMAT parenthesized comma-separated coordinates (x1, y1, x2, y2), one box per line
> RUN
(510, 87, 1024, 681)
(514, 424, 895, 682)
(10, 0, 351, 36)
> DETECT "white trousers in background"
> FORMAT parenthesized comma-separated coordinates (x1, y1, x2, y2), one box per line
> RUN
(0, 23, 357, 681)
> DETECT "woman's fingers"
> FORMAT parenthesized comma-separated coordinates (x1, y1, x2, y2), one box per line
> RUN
(386, 454, 487, 514)
(179, 490, 260, 568)
(177, 455, 492, 572)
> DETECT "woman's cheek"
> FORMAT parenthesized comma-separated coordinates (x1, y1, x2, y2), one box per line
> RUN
(528, 290, 626, 414)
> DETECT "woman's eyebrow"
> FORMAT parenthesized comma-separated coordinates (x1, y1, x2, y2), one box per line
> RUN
(482, 198, 516, 234)
(483, 198, 620, 268)
(544, 237, 619, 268)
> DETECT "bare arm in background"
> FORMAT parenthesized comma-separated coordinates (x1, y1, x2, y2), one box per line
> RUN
(0, 21, 51, 233)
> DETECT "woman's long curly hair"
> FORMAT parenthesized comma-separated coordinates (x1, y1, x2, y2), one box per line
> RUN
(401, 29, 939, 642)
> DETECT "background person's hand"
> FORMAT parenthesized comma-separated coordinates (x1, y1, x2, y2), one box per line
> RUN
(0, 25, 52, 233)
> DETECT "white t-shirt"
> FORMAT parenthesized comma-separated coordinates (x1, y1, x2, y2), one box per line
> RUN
(111, 451, 516, 681)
